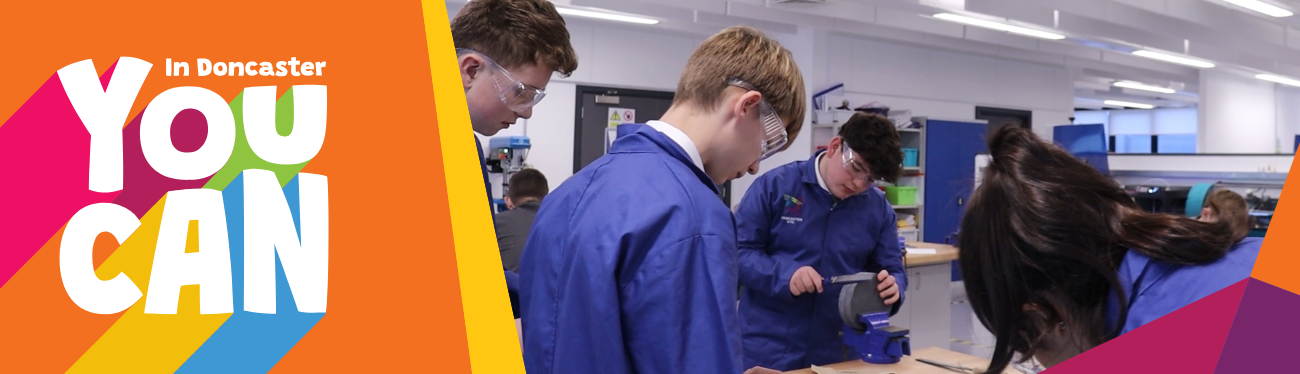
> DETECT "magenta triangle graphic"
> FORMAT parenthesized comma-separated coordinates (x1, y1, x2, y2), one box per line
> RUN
(1046, 278, 1247, 373)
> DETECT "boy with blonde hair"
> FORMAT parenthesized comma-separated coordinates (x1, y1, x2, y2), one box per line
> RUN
(519, 26, 806, 374)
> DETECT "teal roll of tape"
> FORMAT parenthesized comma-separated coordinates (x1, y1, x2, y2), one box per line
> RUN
(1186, 182, 1215, 217)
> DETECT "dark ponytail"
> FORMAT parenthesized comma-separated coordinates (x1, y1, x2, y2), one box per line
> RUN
(959, 126, 1235, 373)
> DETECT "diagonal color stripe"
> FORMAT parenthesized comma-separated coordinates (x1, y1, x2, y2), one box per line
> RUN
(176, 174, 325, 374)
(0, 85, 221, 371)
(64, 194, 231, 373)
(1250, 153, 1300, 292)
(419, 1, 521, 372)
(204, 88, 309, 191)
(68, 90, 312, 373)
(114, 107, 213, 218)
(1047, 279, 1247, 373)
(0, 71, 120, 287)
(267, 4, 473, 371)
(0, 224, 133, 373)
(1211, 279, 1300, 373)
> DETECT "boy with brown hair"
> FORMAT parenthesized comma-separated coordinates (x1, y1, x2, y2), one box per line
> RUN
(735, 112, 907, 370)
(1200, 188, 1252, 240)
(450, 0, 577, 318)
(519, 26, 806, 374)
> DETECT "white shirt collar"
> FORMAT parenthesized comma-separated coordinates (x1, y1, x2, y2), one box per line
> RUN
(645, 120, 704, 172)
(815, 152, 831, 193)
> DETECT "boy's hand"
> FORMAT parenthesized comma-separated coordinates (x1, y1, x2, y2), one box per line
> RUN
(744, 366, 782, 374)
(789, 266, 823, 296)
(877, 270, 899, 305)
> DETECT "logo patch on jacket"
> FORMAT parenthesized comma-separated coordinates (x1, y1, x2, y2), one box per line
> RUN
(781, 194, 803, 224)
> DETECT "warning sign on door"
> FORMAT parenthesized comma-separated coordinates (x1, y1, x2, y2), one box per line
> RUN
(608, 107, 635, 127)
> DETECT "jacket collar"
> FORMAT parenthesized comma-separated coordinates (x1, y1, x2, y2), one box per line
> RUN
(611, 124, 720, 195)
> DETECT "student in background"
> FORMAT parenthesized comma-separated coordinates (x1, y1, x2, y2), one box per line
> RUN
(958, 126, 1261, 373)
(1199, 189, 1252, 239)
(450, 0, 578, 318)
(495, 168, 548, 273)
(735, 112, 907, 371)
(519, 26, 806, 374)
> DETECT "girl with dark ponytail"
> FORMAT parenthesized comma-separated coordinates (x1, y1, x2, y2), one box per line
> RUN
(959, 126, 1262, 373)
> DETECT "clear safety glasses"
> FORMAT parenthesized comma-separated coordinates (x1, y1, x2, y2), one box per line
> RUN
(726, 77, 788, 161)
(840, 141, 875, 184)
(457, 49, 547, 112)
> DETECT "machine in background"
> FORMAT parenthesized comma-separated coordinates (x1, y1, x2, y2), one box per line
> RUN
(1126, 184, 1191, 215)
(485, 135, 531, 213)
(1124, 181, 1276, 238)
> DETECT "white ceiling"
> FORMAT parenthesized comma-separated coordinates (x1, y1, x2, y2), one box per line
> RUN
(452, 0, 1300, 109)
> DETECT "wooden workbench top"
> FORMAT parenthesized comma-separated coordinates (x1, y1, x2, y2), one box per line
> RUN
(783, 347, 1015, 374)
(904, 241, 958, 267)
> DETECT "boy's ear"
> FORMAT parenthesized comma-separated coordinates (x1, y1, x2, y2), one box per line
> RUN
(460, 55, 484, 90)
(734, 90, 763, 118)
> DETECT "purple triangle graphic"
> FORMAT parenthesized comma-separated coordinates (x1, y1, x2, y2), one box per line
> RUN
(1212, 278, 1300, 373)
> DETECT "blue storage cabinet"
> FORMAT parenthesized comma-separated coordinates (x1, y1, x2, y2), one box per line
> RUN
(920, 119, 988, 282)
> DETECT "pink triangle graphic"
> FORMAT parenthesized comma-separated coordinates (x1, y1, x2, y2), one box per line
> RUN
(1046, 279, 1247, 373)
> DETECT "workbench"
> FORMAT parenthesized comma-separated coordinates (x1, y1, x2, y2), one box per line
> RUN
(893, 241, 958, 352)
(783, 347, 1014, 374)
(517, 242, 964, 353)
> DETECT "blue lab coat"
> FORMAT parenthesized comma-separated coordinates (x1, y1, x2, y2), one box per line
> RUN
(519, 124, 743, 374)
(477, 135, 520, 317)
(1105, 237, 1263, 335)
(735, 151, 907, 371)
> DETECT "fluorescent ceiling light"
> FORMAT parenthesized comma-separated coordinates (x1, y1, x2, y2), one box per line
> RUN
(465, 0, 659, 25)
(1104, 100, 1155, 109)
(1257, 74, 1300, 87)
(933, 13, 1065, 40)
(1131, 50, 1216, 68)
(1223, 0, 1294, 17)
(1113, 81, 1176, 94)
(556, 7, 659, 24)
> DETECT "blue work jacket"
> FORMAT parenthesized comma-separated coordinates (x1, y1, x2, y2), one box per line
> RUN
(519, 124, 743, 374)
(735, 151, 906, 370)
(1106, 237, 1262, 335)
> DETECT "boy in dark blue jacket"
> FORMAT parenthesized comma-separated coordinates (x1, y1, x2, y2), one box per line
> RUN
(519, 26, 806, 374)
(737, 113, 907, 371)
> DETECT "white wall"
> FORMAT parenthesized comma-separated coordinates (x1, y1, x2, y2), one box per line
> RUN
(468, 14, 705, 200)
(824, 35, 1074, 140)
(1199, 69, 1278, 153)
(1109, 154, 1292, 174)
(1276, 85, 1300, 153)
(457, 8, 1076, 206)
